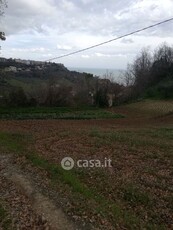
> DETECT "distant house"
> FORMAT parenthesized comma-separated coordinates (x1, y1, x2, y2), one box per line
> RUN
(0, 57, 6, 62)
(15, 59, 30, 65)
(5, 66, 17, 72)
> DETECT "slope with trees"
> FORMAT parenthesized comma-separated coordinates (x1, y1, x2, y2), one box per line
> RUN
(0, 58, 123, 107)
(122, 43, 173, 102)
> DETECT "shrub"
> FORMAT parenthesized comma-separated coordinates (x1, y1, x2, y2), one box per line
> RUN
(7, 87, 28, 106)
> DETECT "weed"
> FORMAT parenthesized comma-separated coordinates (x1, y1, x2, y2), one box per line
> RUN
(121, 184, 152, 207)
(0, 203, 12, 230)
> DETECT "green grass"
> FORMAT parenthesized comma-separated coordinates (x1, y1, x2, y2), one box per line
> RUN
(0, 203, 12, 230)
(88, 128, 173, 154)
(149, 127, 173, 139)
(121, 184, 152, 207)
(0, 106, 124, 120)
(24, 153, 142, 228)
(123, 99, 173, 116)
(1, 76, 49, 94)
(0, 132, 29, 153)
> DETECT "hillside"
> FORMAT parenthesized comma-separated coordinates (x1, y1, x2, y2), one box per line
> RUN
(0, 57, 96, 92)
(0, 57, 110, 107)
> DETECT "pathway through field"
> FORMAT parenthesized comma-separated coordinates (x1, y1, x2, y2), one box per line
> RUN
(0, 154, 79, 230)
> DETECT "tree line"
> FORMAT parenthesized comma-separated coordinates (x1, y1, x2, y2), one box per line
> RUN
(120, 43, 173, 103)
(1, 43, 173, 108)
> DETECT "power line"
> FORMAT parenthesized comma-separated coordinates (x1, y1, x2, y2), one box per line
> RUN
(45, 17, 173, 62)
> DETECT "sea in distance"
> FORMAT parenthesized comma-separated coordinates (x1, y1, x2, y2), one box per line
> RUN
(68, 67, 125, 83)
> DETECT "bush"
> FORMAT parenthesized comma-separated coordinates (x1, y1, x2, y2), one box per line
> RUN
(7, 87, 28, 106)
(145, 79, 173, 99)
(94, 89, 109, 107)
(123, 43, 173, 101)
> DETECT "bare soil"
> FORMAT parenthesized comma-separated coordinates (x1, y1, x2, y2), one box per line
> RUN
(0, 101, 173, 229)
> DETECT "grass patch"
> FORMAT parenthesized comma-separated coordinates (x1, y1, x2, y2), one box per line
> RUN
(0, 132, 28, 153)
(0, 106, 124, 120)
(27, 153, 141, 228)
(0, 203, 12, 230)
(123, 100, 173, 116)
(121, 184, 152, 207)
(88, 128, 173, 153)
(149, 127, 173, 140)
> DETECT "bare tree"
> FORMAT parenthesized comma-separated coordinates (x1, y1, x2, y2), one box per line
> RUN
(103, 70, 115, 83)
(154, 43, 173, 64)
(0, 0, 7, 15)
(124, 64, 135, 87)
(133, 48, 152, 85)
(0, 0, 7, 41)
(124, 48, 152, 96)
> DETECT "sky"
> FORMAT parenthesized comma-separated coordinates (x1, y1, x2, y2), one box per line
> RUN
(0, 0, 173, 69)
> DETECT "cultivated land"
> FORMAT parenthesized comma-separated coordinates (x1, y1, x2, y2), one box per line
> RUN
(0, 100, 173, 229)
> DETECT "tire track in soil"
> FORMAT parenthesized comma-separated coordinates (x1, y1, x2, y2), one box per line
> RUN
(0, 154, 77, 230)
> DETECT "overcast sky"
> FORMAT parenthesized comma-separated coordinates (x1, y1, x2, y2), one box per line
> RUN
(0, 0, 173, 69)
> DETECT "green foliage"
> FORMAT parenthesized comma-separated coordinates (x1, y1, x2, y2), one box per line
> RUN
(124, 43, 173, 101)
(0, 203, 12, 230)
(7, 87, 28, 106)
(145, 78, 173, 99)
(0, 132, 28, 153)
(122, 184, 152, 207)
(0, 106, 124, 120)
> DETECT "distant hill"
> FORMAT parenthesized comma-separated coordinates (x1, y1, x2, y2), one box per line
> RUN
(0, 57, 121, 107)
(0, 57, 98, 94)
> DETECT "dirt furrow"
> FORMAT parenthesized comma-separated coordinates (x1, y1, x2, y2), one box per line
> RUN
(0, 154, 77, 230)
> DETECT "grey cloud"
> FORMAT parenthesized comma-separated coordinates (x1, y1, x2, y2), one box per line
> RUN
(121, 38, 134, 44)
(2, 0, 173, 38)
(112, 0, 173, 38)
(1, 0, 173, 69)
(2, 0, 137, 36)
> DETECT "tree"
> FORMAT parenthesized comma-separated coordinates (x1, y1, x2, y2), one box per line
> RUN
(0, 0, 7, 17)
(0, 0, 7, 42)
(151, 43, 173, 83)
(8, 88, 28, 107)
(123, 43, 173, 101)
(123, 48, 152, 96)
(94, 88, 109, 107)
(0, 31, 5, 40)
(124, 64, 135, 87)
(133, 48, 152, 90)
